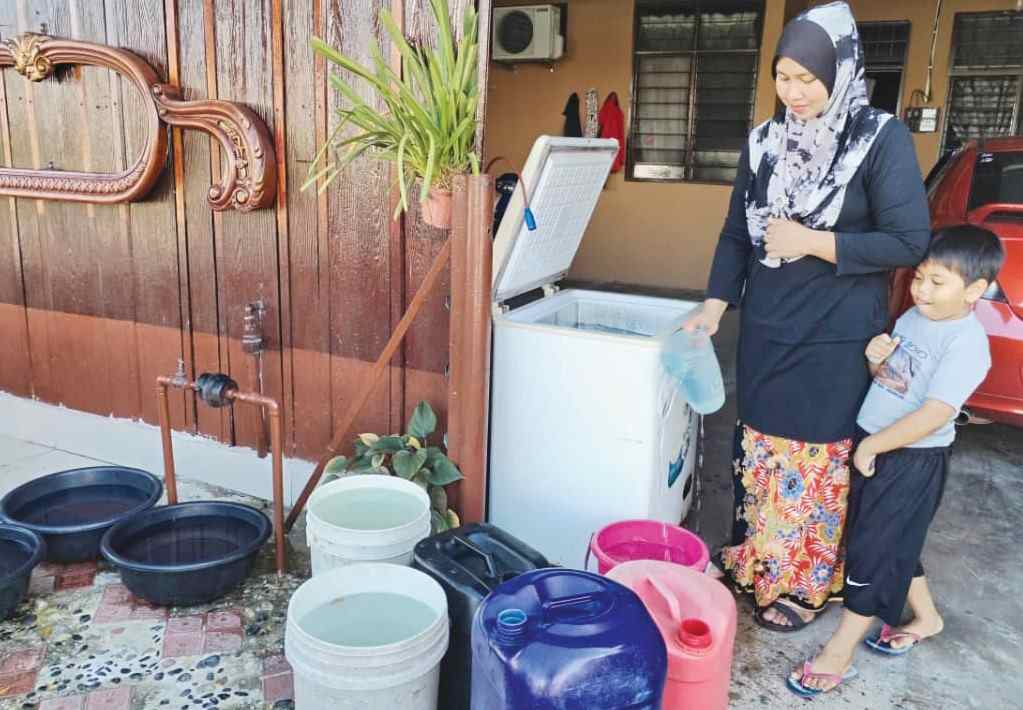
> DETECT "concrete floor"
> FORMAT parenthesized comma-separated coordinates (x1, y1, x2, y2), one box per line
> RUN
(1, 311, 1020, 709)
(689, 311, 1023, 710)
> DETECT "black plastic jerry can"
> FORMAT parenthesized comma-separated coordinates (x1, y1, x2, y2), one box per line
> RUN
(411, 523, 552, 710)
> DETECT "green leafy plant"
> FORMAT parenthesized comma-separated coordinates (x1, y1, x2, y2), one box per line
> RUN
(304, 0, 481, 218)
(323, 401, 463, 533)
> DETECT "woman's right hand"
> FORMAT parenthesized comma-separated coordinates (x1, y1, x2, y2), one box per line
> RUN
(681, 298, 728, 336)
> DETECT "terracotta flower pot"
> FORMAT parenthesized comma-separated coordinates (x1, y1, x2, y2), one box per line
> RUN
(421, 188, 452, 229)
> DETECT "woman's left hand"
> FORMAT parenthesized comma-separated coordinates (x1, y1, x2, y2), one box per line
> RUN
(765, 218, 815, 261)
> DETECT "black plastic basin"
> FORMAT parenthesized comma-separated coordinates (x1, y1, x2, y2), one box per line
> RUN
(0, 467, 163, 563)
(100, 502, 271, 606)
(0, 525, 46, 620)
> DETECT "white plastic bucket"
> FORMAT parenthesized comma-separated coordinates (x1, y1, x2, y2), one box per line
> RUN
(306, 475, 431, 574)
(285, 563, 449, 710)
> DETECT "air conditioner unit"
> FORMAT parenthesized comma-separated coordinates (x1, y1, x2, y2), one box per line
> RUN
(492, 5, 564, 62)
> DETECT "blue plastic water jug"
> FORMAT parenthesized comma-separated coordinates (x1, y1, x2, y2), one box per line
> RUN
(660, 328, 725, 415)
(471, 568, 667, 710)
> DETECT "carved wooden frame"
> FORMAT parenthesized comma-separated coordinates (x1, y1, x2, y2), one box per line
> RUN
(0, 33, 276, 211)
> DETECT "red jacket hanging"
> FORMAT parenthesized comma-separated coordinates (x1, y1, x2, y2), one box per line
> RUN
(598, 92, 626, 173)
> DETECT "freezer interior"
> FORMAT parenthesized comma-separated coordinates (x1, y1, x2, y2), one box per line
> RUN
(505, 290, 697, 338)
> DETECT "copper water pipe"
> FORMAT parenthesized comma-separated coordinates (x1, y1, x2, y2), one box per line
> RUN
(156, 370, 287, 576)
(242, 302, 269, 459)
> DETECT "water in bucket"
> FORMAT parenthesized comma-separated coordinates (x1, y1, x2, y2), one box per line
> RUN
(286, 564, 448, 710)
(300, 591, 437, 646)
(589, 520, 709, 575)
(603, 539, 691, 566)
(313, 487, 425, 530)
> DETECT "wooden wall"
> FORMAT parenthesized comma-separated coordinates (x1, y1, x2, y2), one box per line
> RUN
(0, 0, 488, 460)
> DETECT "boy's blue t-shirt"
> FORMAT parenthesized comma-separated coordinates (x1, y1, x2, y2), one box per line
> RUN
(856, 307, 991, 447)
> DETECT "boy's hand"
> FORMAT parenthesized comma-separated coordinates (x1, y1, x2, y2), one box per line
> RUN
(853, 438, 878, 477)
(866, 334, 900, 365)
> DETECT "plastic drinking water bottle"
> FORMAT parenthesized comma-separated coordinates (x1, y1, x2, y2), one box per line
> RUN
(660, 327, 725, 415)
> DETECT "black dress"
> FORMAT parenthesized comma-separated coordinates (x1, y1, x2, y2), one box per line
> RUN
(707, 118, 931, 444)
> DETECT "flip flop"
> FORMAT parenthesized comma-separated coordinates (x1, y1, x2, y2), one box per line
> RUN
(786, 660, 859, 698)
(753, 602, 818, 633)
(865, 624, 921, 656)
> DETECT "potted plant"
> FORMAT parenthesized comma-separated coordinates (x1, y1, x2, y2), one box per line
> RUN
(322, 401, 463, 533)
(304, 0, 481, 229)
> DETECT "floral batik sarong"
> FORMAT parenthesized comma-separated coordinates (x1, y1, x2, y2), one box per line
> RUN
(722, 423, 851, 610)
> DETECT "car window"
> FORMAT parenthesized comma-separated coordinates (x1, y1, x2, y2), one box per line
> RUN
(969, 151, 1023, 210)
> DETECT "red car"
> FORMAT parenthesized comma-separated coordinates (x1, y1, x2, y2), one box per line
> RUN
(889, 137, 1023, 428)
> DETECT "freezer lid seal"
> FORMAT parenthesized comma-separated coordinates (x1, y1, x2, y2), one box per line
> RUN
(492, 136, 618, 305)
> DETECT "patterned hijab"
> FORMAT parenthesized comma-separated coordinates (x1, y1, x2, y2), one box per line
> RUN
(746, 1, 891, 267)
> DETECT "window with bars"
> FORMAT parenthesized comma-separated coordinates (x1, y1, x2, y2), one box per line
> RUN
(942, 12, 1023, 157)
(858, 21, 910, 115)
(628, 1, 763, 184)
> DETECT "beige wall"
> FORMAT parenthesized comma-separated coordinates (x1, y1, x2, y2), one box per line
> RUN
(484, 0, 1020, 291)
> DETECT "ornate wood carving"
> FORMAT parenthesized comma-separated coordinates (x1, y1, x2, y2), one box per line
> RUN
(0, 33, 276, 211)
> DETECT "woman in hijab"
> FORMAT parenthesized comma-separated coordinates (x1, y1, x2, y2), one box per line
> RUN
(685, 2, 929, 630)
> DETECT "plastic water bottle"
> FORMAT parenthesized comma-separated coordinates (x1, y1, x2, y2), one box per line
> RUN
(660, 327, 725, 415)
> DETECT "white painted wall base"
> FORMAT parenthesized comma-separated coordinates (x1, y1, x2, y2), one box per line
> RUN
(0, 393, 316, 506)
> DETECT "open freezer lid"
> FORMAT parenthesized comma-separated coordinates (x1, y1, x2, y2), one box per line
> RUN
(492, 136, 619, 304)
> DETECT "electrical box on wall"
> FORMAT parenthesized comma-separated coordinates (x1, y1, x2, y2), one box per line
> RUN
(904, 106, 940, 133)
(492, 5, 565, 62)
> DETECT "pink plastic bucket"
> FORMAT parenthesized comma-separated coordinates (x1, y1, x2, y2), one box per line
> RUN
(587, 519, 709, 575)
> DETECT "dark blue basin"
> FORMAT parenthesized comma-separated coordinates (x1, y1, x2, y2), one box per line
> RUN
(0, 467, 163, 563)
(0, 525, 46, 620)
(100, 502, 271, 606)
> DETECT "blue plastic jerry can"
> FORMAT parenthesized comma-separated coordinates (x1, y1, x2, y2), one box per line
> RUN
(471, 568, 668, 709)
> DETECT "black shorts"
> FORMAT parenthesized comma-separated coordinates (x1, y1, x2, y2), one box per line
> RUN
(843, 433, 949, 626)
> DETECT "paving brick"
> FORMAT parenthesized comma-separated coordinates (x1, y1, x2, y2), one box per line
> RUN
(39, 694, 85, 710)
(261, 671, 294, 705)
(0, 646, 45, 674)
(100, 585, 133, 605)
(92, 604, 134, 624)
(55, 571, 96, 591)
(262, 655, 291, 676)
(165, 615, 204, 634)
(202, 631, 242, 654)
(84, 686, 131, 710)
(129, 604, 168, 621)
(0, 670, 39, 697)
(62, 562, 98, 575)
(29, 574, 56, 595)
(205, 609, 243, 632)
(161, 631, 205, 658)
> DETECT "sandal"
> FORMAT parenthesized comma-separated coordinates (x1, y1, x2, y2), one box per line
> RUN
(754, 601, 820, 633)
(706, 549, 727, 578)
(787, 660, 859, 698)
(865, 624, 921, 656)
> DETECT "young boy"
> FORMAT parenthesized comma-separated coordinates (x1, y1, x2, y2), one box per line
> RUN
(788, 224, 1006, 697)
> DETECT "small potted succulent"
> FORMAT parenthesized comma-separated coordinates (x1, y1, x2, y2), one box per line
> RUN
(304, 0, 481, 229)
(322, 401, 463, 532)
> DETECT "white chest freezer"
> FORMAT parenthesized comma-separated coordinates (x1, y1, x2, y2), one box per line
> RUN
(487, 136, 702, 569)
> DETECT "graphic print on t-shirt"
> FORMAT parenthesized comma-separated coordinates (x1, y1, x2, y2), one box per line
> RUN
(875, 339, 923, 398)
